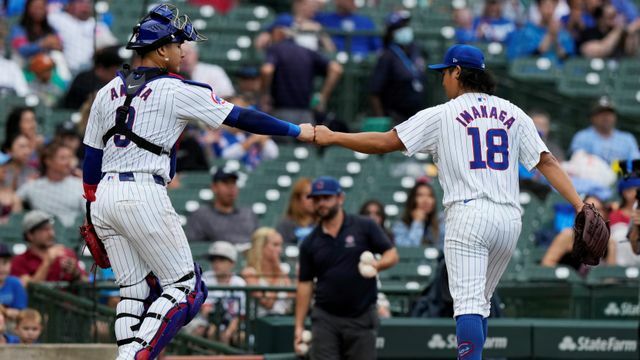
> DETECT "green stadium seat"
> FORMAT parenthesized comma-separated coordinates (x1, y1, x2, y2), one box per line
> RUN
(517, 265, 582, 283)
(0, 213, 25, 244)
(473, 42, 507, 67)
(610, 89, 640, 117)
(586, 265, 639, 285)
(379, 262, 435, 283)
(508, 57, 559, 82)
(557, 58, 612, 98)
(360, 117, 392, 132)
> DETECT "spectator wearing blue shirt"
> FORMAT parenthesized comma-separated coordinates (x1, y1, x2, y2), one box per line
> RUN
(561, 0, 596, 39)
(453, 6, 478, 44)
(0, 305, 20, 344)
(314, 0, 381, 57)
(474, 0, 516, 43)
(254, 0, 335, 53)
(370, 11, 428, 124)
(570, 101, 640, 164)
(213, 128, 279, 171)
(261, 16, 343, 126)
(508, 0, 576, 62)
(0, 244, 28, 321)
(611, 0, 639, 24)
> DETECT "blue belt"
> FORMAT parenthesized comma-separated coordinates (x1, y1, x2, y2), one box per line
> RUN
(103, 172, 165, 186)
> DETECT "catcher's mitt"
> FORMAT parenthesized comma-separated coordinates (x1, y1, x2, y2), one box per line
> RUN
(572, 202, 609, 266)
(80, 221, 111, 269)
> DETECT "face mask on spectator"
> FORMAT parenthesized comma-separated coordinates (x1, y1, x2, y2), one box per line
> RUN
(393, 27, 414, 45)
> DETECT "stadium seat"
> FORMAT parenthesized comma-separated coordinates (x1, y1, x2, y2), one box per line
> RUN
(586, 266, 640, 285)
(508, 57, 559, 82)
(557, 58, 612, 98)
(517, 265, 582, 283)
(360, 117, 392, 132)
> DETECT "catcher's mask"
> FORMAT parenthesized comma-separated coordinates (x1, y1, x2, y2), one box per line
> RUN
(126, 3, 206, 52)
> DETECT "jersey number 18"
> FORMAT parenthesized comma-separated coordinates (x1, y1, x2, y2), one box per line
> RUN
(467, 127, 509, 170)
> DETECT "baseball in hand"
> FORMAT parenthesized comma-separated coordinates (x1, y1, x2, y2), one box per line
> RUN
(301, 330, 312, 343)
(359, 263, 377, 278)
(298, 343, 309, 355)
(360, 251, 375, 265)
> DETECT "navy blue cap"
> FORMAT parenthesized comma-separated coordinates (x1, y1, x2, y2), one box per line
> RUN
(386, 10, 411, 29)
(212, 168, 239, 183)
(308, 176, 342, 198)
(428, 44, 486, 71)
(266, 14, 293, 32)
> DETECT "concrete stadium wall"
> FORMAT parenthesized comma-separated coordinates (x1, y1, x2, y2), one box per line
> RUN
(0, 344, 117, 360)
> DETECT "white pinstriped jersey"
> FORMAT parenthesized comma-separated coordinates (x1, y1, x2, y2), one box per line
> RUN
(396, 92, 548, 211)
(84, 74, 233, 181)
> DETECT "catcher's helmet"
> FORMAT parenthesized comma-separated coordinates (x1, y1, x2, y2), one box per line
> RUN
(126, 3, 206, 52)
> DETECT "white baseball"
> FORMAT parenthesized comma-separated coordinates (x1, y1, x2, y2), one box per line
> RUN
(298, 342, 309, 355)
(360, 251, 375, 265)
(359, 263, 377, 278)
(301, 330, 312, 343)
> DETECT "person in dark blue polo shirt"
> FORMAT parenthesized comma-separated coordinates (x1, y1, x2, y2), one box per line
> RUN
(370, 10, 428, 124)
(261, 16, 343, 126)
(294, 176, 398, 360)
(314, 0, 382, 57)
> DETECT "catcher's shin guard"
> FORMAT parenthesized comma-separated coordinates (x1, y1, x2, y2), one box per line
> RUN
(116, 274, 163, 349)
(133, 263, 208, 360)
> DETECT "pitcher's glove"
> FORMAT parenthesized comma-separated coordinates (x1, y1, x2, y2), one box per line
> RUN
(572, 203, 609, 266)
(80, 221, 111, 269)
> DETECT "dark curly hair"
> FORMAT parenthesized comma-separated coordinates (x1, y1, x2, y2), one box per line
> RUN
(446, 67, 497, 95)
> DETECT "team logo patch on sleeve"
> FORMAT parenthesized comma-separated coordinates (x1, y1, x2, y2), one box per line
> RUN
(211, 93, 226, 105)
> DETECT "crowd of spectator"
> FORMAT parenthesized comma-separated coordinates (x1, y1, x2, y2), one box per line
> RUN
(0, 0, 638, 347)
(454, 0, 640, 61)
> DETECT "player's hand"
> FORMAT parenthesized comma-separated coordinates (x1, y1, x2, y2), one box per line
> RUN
(313, 125, 333, 146)
(297, 123, 315, 142)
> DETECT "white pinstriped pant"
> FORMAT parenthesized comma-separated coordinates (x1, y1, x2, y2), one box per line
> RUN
(444, 198, 521, 318)
(91, 173, 193, 288)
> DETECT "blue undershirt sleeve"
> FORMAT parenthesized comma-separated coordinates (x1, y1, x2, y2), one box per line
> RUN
(83, 145, 104, 185)
(223, 106, 301, 137)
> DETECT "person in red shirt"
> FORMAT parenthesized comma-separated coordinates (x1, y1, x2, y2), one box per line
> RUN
(10, 210, 86, 285)
(610, 179, 640, 226)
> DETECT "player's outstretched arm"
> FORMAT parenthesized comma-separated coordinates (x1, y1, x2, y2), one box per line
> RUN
(535, 152, 583, 212)
(314, 125, 406, 154)
(223, 106, 313, 141)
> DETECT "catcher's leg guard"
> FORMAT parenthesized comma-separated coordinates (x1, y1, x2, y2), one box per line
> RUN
(133, 263, 208, 360)
(116, 274, 163, 351)
(115, 279, 149, 349)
